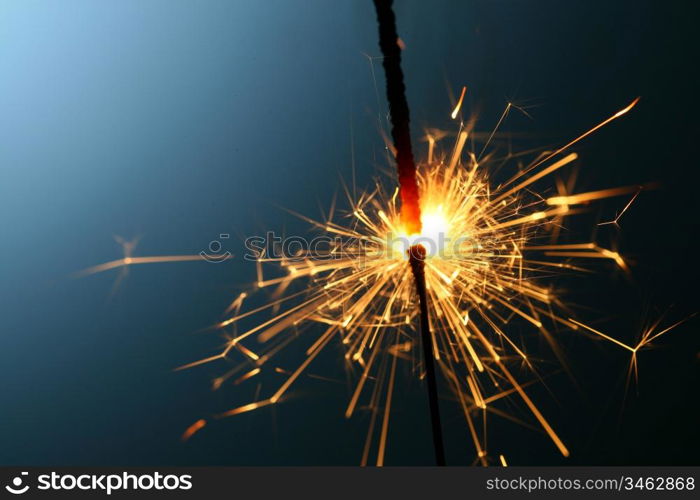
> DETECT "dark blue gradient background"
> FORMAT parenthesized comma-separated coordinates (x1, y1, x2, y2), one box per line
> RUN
(1, 1, 697, 465)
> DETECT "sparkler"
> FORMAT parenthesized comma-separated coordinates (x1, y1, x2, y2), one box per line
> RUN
(82, 4, 692, 467)
(88, 93, 685, 465)
(373, 0, 445, 465)
(170, 94, 649, 465)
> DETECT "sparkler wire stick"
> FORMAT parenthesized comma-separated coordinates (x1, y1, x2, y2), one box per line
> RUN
(373, 0, 421, 234)
(373, 0, 446, 465)
(409, 245, 447, 466)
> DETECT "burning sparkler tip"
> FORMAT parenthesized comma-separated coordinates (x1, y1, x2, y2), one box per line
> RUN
(617, 96, 641, 117)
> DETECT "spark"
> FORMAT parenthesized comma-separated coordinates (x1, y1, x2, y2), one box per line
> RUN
(500, 98, 639, 190)
(233, 367, 261, 385)
(572, 312, 695, 386)
(570, 318, 635, 353)
(181, 419, 206, 442)
(598, 189, 642, 227)
(77, 254, 214, 276)
(451, 85, 467, 119)
(546, 185, 644, 206)
(219, 398, 274, 418)
(175, 97, 652, 464)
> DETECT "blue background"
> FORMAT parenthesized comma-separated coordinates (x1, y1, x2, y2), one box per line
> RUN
(1, 0, 698, 465)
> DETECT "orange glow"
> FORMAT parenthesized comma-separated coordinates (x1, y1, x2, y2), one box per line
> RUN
(181, 419, 206, 442)
(451, 85, 467, 119)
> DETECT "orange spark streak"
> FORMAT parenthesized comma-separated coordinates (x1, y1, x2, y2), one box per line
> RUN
(492, 153, 578, 205)
(234, 368, 261, 385)
(448, 130, 469, 171)
(78, 255, 216, 276)
(569, 319, 635, 352)
(546, 185, 643, 206)
(377, 335, 399, 466)
(451, 85, 467, 119)
(501, 97, 640, 190)
(181, 419, 206, 441)
(219, 398, 273, 418)
(599, 189, 642, 227)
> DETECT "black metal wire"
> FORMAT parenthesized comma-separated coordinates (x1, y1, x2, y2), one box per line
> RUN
(409, 247, 447, 466)
(373, 0, 446, 466)
(372, 0, 421, 231)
